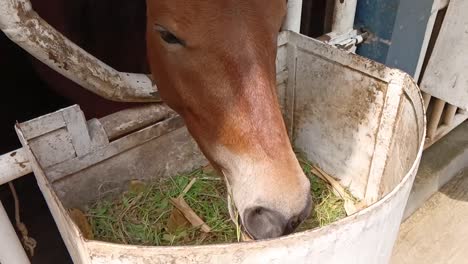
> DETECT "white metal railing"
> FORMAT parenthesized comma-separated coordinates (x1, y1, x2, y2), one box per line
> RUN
(282, 0, 303, 33)
(330, 0, 358, 35)
(0, 149, 31, 186)
(0, 201, 30, 264)
(0, 0, 161, 103)
(423, 93, 468, 149)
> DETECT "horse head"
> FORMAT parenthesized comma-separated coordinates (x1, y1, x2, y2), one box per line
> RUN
(146, 0, 311, 239)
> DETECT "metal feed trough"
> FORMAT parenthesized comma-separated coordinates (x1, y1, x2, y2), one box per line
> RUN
(12, 31, 425, 264)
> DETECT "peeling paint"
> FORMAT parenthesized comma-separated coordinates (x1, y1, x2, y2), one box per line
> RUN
(0, 0, 161, 103)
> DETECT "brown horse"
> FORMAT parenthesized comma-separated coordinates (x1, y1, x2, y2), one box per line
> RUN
(146, 0, 311, 239)
(10, 0, 311, 239)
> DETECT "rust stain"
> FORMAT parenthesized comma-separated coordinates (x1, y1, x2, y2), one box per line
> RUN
(351, 52, 389, 79)
(69, 208, 94, 240)
(348, 86, 377, 125)
(294, 78, 382, 132)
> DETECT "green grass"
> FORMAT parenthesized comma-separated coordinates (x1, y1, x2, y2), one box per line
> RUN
(86, 169, 236, 246)
(86, 156, 348, 246)
(296, 156, 347, 231)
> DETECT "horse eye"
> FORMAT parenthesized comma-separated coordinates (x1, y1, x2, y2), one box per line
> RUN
(155, 25, 185, 46)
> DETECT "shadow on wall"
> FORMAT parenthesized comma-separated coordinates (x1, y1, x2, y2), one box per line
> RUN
(27, 0, 150, 119)
(300, 0, 329, 38)
(431, 121, 468, 203)
(439, 169, 468, 203)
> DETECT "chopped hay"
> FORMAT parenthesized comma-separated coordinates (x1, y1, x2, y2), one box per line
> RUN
(296, 156, 348, 231)
(86, 170, 235, 246)
(84, 156, 353, 246)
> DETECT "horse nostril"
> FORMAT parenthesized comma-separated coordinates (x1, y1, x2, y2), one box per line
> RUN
(288, 216, 301, 230)
(286, 195, 313, 233)
(243, 206, 286, 240)
(242, 197, 313, 240)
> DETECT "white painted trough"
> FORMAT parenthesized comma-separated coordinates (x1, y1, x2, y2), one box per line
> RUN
(15, 31, 425, 264)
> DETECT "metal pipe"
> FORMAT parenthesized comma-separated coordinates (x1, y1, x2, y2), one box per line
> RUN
(99, 104, 176, 140)
(424, 111, 467, 150)
(422, 92, 432, 111)
(443, 104, 458, 126)
(282, 0, 303, 32)
(0, 149, 32, 186)
(0, 105, 175, 187)
(0, 201, 30, 264)
(427, 98, 445, 140)
(0, 0, 161, 103)
(331, 0, 358, 35)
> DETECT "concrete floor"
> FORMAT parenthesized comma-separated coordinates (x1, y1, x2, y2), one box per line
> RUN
(402, 121, 468, 221)
(391, 169, 468, 264)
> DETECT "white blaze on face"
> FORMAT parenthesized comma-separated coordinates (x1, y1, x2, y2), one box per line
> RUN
(212, 144, 311, 228)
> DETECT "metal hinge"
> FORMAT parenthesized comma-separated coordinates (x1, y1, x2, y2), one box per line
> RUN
(317, 29, 369, 53)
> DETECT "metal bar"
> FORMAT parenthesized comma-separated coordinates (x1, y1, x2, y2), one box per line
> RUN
(99, 104, 175, 140)
(427, 98, 445, 139)
(422, 92, 432, 111)
(0, 201, 30, 264)
(0, 0, 161, 103)
(0, 104, 174, 185)
(0, 149, 32, 186)
(424, 112, 468, 149)
(443, 104, 458, 126)
(45, 116, 185, 183)
(282, 0, 303, 32)
(331, 0, 357, 35)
